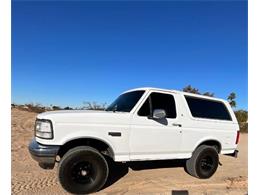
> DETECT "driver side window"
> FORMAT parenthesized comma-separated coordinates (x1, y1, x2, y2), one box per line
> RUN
(138, 92, 177, 118)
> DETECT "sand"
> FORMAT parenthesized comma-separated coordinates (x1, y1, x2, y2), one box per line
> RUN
(11, 108, 248, 194)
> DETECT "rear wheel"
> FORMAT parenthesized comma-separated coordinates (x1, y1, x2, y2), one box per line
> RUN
(58, 146, 109, 194)
(185, 145, 219, 179)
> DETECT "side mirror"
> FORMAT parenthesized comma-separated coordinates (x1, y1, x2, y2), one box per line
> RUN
(152, 109, 166, 119)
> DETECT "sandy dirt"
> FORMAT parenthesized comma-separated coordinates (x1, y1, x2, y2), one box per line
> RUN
(11, 108, 248, 195)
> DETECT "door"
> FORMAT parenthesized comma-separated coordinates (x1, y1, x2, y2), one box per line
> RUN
(129, 91, 183, 160)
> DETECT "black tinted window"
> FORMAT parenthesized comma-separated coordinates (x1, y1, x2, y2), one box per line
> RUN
(138, 92, 176, 118)
(185, 96, 232, 120)
(106, 90, 144, 112)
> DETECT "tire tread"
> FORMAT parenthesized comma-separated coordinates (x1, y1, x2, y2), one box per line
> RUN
(185, 145, 218, 179)
(58, 146, 109, 194)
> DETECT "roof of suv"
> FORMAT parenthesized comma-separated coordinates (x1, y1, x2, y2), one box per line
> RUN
(123, 87, 227, 103)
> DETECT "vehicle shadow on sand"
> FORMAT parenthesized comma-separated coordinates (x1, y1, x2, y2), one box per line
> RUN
(128, 159, 186, 171)
(101, 158, 186, 190)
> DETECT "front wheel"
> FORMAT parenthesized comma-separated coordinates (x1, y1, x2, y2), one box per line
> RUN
(58, 146, 109, 194)
(185, 145, 219, 179)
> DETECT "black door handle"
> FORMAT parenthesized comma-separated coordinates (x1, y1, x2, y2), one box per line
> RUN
(172, 123, 182, 127)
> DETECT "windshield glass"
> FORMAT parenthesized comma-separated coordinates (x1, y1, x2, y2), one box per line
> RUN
(106, 90, 145, 112)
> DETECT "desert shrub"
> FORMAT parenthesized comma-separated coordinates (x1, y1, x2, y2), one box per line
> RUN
(64, 106, 73, 110)
(52, 106, 62, 110)
(239, 122, 248, 133)
(25, 103, 46, 113)
(13, 103, 74, 113)
(82, 101, 107, 110)
(234, 110, 248, 133)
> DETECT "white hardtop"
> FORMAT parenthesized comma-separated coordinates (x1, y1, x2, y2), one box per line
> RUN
(123, 87, 228, 103)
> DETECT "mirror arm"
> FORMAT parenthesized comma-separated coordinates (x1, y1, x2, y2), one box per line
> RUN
(147, 115, 153, 119)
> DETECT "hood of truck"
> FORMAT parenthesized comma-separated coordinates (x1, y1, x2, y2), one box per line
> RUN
(37, 110, 131, 125)
(36, 110, 132, 146)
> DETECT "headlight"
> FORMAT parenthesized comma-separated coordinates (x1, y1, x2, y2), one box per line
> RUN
(35, 119, 53, 139)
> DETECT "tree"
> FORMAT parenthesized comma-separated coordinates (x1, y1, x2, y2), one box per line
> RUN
(202, 92, 214, 97)
(82, 101, 107, 110)
(182, 85, 200, 94)
(228, 92, 236, 108)
(182, 85, 214, 97)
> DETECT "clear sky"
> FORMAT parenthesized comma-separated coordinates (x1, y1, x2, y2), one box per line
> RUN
(12, 0, 248, 109)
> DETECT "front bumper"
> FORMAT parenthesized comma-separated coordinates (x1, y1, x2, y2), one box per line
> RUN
(28, 138, 60, 169)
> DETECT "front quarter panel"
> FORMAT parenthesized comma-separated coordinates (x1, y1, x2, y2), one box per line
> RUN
(36, 112, 131, 161)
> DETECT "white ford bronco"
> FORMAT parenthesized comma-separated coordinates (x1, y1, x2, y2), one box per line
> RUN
(29, 87, 239, 194)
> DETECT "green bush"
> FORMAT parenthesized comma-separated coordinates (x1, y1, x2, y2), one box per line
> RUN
(239, 122, 248, 133)
(234, 110, 248, 133)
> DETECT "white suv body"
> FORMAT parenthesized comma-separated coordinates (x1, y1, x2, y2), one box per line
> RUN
(29, 87, 239, 194)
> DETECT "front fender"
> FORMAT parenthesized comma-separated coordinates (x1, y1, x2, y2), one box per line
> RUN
(61, 132, 115, 152)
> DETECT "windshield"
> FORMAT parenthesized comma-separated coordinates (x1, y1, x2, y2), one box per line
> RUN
(106, 90, 145, 112)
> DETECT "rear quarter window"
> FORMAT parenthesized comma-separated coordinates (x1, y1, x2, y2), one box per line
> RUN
(185, 95, 232, 121)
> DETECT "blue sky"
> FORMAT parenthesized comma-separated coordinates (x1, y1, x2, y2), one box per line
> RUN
(12, 0, 248, 109)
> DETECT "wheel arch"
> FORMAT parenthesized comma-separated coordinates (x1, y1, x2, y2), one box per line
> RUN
(193, 138, 222, 153)
(57, 136, 115, 160)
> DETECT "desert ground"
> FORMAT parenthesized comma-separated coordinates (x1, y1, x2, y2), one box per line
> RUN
(12, 108, 248, 195)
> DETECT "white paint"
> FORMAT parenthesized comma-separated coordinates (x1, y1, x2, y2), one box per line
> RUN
(36, 87, 239, 162)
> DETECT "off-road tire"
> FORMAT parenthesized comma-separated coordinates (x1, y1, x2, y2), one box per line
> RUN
(58, 146, 109, 194)
(185, 145, 219, 179)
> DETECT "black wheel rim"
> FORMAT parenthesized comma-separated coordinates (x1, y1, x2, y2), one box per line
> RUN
(200, 155, 214, 172)
(71, 161, 96, 184)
